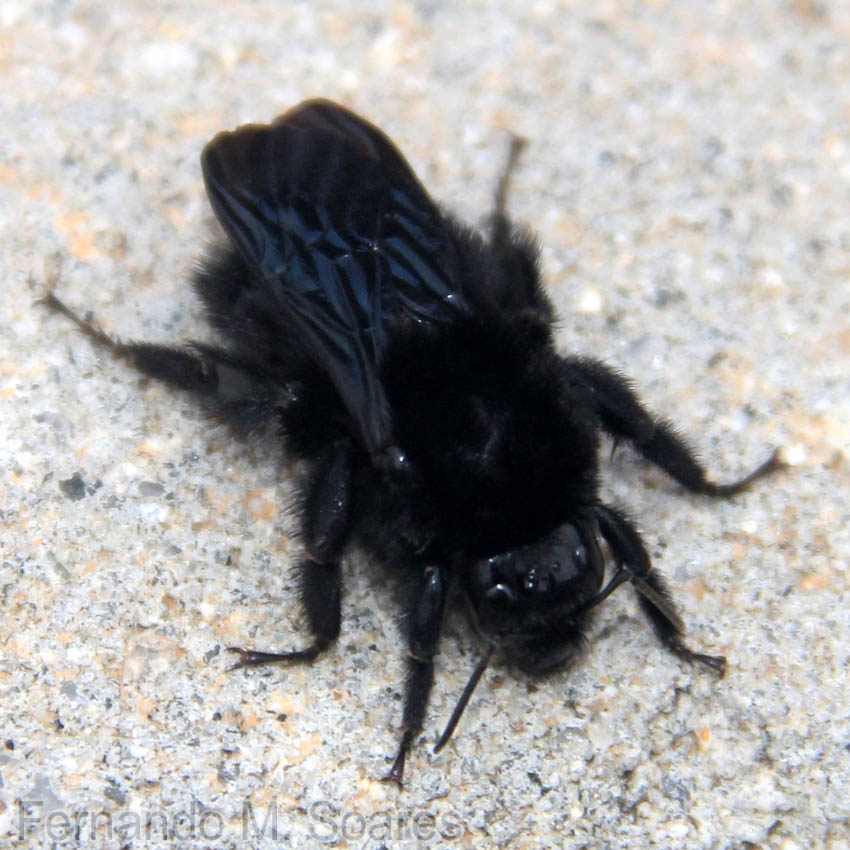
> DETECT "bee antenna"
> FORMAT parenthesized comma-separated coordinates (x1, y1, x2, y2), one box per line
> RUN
(434, 642, 496, 754)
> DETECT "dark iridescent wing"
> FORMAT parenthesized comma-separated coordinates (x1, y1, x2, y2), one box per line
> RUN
(201, 99, 469, 456)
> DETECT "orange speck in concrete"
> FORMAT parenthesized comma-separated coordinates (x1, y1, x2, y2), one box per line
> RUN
(54, 212, 99, 260)
(799, 573, 828, 591)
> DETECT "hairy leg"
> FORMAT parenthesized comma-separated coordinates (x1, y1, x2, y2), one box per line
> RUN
(384, 565, 448, 785)
(228, 442, 353, 669)
(594, 504, 726, 673)
(565, 356, 782, 495)
(39, 292, 294, 430)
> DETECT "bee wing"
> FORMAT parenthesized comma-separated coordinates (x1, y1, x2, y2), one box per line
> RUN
(201, 99, 468, 457)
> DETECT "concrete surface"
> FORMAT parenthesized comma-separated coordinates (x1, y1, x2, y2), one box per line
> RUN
(1, 1, 848, 848)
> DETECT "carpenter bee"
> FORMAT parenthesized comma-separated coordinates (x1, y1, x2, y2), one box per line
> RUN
(43, 100, 780, 784)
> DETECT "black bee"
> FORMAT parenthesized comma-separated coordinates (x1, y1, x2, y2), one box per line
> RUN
(43, 99, 780, 784)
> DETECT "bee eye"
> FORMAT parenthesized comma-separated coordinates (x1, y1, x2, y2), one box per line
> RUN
(522, 568, 539, 593)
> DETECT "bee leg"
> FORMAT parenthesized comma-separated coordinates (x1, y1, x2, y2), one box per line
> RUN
(39, 292, 295, 429)
(593, 504, 726, 674)
(490, 134, 527, 240)
(486, 137, 554, 319)
(227, 442, 352, 669)
(225, 556, 341, 668)
(565, 356, 782, 496)
(383, 565, 447, 786)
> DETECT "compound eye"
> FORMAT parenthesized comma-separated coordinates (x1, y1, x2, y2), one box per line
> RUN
(557, 522, 604, 596)
(573, 542, 588, 569)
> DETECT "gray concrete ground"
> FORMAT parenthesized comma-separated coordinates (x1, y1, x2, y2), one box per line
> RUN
(1, 1, 848, 848)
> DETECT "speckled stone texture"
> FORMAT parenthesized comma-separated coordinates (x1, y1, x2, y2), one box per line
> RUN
(2, 2, 848, 848)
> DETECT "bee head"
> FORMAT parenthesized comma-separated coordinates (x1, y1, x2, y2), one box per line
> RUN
(463, 520, 604, 639)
